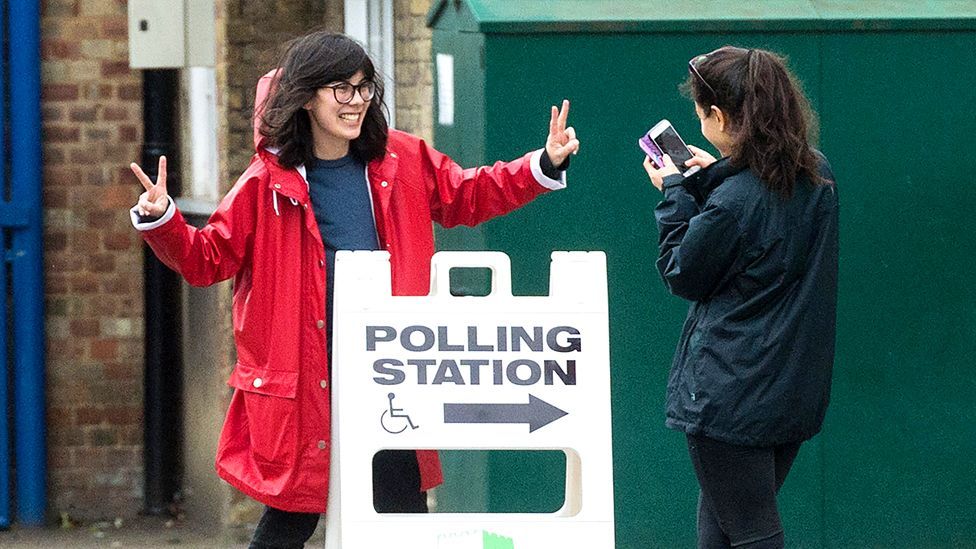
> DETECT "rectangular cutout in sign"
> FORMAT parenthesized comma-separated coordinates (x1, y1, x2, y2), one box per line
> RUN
(373, 449, 568, 514)
(449, 267, 492, 297)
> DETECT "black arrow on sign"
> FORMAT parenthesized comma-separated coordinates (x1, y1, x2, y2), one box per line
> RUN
(443, 394, 568, 433)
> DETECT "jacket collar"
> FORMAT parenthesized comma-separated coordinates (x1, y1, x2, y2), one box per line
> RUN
(683, 157, 747, 203)
(258, 147, 310, 202)
(256, 145, 401, 221)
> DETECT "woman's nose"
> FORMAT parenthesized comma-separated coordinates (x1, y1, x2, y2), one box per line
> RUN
(349, 92, 366, 106)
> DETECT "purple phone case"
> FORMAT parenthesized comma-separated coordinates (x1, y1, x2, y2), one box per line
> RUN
(638, 133, 664, 167)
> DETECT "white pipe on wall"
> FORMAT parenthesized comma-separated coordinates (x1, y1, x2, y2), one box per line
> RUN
(345, 0, 396, 128)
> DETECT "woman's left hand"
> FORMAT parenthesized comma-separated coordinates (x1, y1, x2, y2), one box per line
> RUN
(545, 99, 579, 167)
(643, 154, 680, 191)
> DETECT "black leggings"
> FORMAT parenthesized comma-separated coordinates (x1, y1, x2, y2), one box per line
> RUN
(248, 450, 428, 549)
(686, 434, 802, 549)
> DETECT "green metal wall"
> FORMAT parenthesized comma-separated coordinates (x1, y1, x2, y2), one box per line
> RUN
(429, 2, 976, 547)
(818, 30, 976, 548)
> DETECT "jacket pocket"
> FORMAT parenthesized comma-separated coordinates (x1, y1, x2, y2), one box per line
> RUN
(228, 361, 298, 399)
(227, 362, 299, 466)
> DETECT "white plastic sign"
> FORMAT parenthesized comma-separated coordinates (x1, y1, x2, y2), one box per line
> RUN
(325, 251, 614, 548)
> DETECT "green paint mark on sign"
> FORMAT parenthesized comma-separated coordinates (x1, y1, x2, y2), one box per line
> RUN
(437, 529, 515, 548)
(483, 530, 514, 549)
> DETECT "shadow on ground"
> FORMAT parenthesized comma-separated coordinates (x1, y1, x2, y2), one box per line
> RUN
(0, 515, 253, 548)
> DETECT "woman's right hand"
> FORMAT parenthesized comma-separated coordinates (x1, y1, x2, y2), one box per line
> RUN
(685, 145, 717, 170)
(130, 156, 170, 218)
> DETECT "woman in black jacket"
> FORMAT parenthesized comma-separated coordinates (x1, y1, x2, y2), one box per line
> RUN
(643, 46, 838, 549)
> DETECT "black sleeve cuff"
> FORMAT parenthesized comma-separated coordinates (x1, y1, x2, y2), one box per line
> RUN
(540, 150, 569, 180)
(138, 213, 163, 224)
(662, 173, 686, 190)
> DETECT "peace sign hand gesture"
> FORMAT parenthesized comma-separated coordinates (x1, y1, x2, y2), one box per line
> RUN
(545, 99, 580, 167)
(130, 156, 170, 218)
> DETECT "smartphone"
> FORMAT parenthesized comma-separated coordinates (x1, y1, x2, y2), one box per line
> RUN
(637, 132, 665, 169)
(643, 119, 700, 176)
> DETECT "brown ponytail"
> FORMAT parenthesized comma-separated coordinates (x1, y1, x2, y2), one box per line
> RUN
(684, 46, 823, 197)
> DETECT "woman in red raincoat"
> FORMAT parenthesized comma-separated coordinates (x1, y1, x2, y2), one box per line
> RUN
(129, 31, 579, 548)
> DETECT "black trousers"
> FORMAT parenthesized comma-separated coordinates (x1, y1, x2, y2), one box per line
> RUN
(248, 450, 427, 549)
(686, 434, 802, 549)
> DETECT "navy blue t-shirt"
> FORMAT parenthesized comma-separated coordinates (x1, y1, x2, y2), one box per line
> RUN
(305, 154, 380, 353)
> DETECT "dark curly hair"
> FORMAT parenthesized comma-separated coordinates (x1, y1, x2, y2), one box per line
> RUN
(684, 46, 823, 197)
(258, 31, 388, 167)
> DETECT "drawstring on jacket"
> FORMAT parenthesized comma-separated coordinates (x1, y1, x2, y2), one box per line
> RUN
(271, 190, 300, 217)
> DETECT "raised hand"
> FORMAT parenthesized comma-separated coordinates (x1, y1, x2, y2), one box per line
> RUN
(130, 156, 170, 218)
(545, 99, 580, 167)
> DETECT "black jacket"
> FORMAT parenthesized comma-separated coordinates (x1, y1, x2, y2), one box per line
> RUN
(654, 155, 838, 446)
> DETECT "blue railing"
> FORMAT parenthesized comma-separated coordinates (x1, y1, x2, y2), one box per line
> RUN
(1, 0, 45, 528)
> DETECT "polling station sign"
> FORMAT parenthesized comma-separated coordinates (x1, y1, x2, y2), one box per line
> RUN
(324, 251, 614, 549)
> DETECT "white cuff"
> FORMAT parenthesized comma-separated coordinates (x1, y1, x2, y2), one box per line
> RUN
(130, 197, 176, 231)
(530, 149, 567, 191)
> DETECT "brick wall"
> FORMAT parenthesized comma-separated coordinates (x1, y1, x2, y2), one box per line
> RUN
(42, 0, 145, 520)
(394, 0, 434, 141)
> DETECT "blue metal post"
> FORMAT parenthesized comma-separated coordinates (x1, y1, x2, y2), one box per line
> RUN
(0, 0, 12, 530)
(0, 238, 8, 526)
(9, 0, 46, 526)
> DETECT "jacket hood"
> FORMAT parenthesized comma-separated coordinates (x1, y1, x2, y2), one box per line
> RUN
(253, 68, 280, 152)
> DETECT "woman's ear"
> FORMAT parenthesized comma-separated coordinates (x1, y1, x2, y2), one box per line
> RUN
(711, 105, 728, 132)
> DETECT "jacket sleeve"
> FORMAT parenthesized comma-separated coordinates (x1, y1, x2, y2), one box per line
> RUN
(419, 140, 565, 228)
(130, 173, 259, 288)
(654, 175, 741, 301)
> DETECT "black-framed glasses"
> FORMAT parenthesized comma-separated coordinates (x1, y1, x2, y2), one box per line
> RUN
(324, 80, 376, 104)
(688, 54, 717, 100)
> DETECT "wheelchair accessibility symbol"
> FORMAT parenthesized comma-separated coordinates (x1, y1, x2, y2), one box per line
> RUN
(381, 392, 420, 434)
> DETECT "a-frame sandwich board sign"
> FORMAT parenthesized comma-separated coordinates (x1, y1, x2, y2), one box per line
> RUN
(325, 250, 614, 548)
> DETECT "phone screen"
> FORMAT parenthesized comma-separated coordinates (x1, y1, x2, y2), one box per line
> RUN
(653, 126, 695, 171)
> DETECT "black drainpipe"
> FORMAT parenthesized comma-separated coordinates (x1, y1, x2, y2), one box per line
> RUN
(140, 68, 183, 515)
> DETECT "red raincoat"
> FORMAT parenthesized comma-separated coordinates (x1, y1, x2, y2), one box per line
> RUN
(132, 72, 564, 512)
